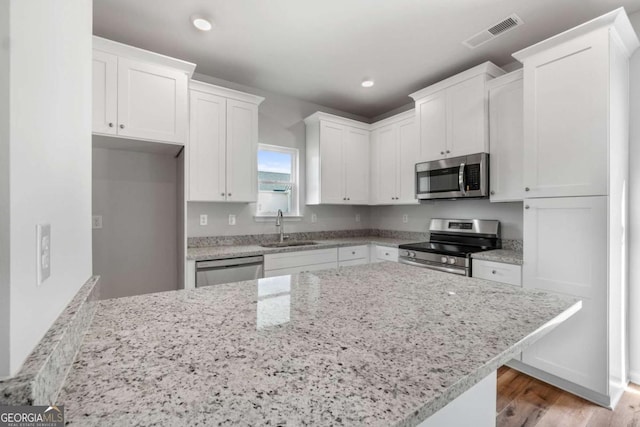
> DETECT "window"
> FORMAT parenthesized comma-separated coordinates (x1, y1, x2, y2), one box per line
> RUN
(256, 144, 299, 216)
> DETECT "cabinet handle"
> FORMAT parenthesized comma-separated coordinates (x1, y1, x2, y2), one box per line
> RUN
(119, 124, 125, 129)
(108, 122, 114, 128)
(525, 205, 530, 210)
(525, 187, 530, 192)
(490, 191, 495, 195)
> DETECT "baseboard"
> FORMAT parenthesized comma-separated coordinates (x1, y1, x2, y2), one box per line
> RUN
(507, 360, 611, 408)
(630, 370, 640, 385)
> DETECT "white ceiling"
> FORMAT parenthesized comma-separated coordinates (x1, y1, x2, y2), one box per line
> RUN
(93, 0, 640, 119)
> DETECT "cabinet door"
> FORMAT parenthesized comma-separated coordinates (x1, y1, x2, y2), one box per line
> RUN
(447, 74, 487, 158)
(373, 125, 398, 204)
(416, 91, 447, 162)
(226, 99, 258, 202)
(319, 121, 346, 204)
(117, 57, 188, 144)
(489, 75, 524, 202)
(522, 196, 608, 394)
(92, 50, 118, 135)
(344, 127, 370, 204)
(188, 91, 226, 201)
(397, 117, 419, 204)
(522, 33, 609, 198)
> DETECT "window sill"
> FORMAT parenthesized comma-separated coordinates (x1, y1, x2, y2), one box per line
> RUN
(254, 215, 303, 222)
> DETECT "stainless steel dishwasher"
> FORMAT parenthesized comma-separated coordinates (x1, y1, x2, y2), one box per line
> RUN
(195, 256, 264, 288)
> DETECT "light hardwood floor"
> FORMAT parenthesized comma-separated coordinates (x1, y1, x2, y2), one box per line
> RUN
(497, 366, 640, 427)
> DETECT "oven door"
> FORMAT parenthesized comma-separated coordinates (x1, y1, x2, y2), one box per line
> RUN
(415, 153, 488, 200)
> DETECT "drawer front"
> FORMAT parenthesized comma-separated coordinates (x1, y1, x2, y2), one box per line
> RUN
(338, 258, 369, 268)
(472, 259, 522, 286)
(264, 262, 337, 277)
(375, 246, 398, 262)
(338, 245, 369, 262)
(264, 248, 338, 270)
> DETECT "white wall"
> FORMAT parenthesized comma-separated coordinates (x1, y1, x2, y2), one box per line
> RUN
(188, 73, 372, 238)
(93, 148, 179, 299)
(370, 201, 524, 240)
(0, 0, 10, 376)
(627, 9, 640, 384)
(2, 0, 93, 377)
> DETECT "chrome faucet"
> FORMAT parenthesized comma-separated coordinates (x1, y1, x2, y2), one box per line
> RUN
(275, 209, 289, 243)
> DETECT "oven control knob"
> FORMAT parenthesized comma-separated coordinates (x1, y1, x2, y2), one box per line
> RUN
(441, 256, 448, 263)
(410, 252, 416, 258)
(448, 258, 456, 265)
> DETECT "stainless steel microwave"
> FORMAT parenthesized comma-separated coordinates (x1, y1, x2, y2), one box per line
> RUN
(415, 153, 489, 201)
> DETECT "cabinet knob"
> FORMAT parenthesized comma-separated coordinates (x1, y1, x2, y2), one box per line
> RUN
(490, 191, 495, 195)
(108, 122, 114, 128)
(440, 151, 445, 155)
(119, 124, 125, 129)
(525, 205, 530, 210)
(352, 251, 356, 255)
(446, 150, 450, 154)
(228, 193, 232, 197)
(221, 193, 225, 196)
(347, 197, 350, 201)
(385, 252, 389, 256)
(525, 187, 530, 192)
(492, 270, 497, 274)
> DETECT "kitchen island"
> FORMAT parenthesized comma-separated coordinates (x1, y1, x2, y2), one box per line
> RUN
(58, 262, 580, 426)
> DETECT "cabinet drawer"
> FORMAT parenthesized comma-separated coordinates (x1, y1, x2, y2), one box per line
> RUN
(338, 258, 369, 268)
(264, 248, 338, 270)
(338, 245, 369, 261)
(472, 259, 522, 286)
(375, 246, 399, 262)
(264, 262, 337, 278)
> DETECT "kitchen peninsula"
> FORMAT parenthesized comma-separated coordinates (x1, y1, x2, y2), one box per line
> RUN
(57, 262, 579, 426)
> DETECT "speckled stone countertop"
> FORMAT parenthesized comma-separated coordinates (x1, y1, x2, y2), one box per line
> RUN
(187, 236, 418, 261)
(472, 249, 524, 265)
(58, 262, 579, 426)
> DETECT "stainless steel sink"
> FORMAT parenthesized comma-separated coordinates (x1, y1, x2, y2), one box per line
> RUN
(260, 241, 319, 248)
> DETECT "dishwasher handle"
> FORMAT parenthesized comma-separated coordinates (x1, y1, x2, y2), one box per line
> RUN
(197, 256, 264, 270)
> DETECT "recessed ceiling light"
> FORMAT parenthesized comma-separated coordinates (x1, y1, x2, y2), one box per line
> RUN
(192, 15, 212, 32)
(361, 79, 375, 88)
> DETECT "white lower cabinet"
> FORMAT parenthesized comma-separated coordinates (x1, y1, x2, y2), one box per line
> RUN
(264, 248, 338, 277)
(472, 259, 521, 286)
(338, 245, 369, 267)
(521, 196, 608, 396)
(371, 246, 399, 263)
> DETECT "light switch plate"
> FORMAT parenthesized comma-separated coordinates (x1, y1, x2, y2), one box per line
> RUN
(229, 214, 236, 226)
(200, 214, 208, 226)
(402, 214, 409, 223)
(36, 224, 51, 286)
(311, 213, 317, 223)
(92, 215, 103, 229)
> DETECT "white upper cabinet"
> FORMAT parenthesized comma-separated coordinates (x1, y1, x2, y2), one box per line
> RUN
(513, 9, 639, 199)
(92, 37, 195, 146)
(305, 113, 370, 205)
(487, 70, 524, 202)
(92, 50, 118, 135)
(370, 110, 418, 205)
(410, 62, 504, 162)
(188, 81, 264, 203)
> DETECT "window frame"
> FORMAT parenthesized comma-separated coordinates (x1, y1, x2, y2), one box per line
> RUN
(255, 143, 300, 218)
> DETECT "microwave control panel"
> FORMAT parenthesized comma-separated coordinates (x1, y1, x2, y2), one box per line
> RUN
(465, 164, 481, 191)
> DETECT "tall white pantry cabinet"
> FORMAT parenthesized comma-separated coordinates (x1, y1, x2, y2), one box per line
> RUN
(510, 8, 639, 408)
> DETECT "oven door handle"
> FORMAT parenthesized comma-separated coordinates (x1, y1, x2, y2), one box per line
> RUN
(458, 162, 467, 196)
(399, 258, 467, 275)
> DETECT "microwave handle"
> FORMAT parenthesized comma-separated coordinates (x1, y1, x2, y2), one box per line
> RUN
(458, 163, 467, 196)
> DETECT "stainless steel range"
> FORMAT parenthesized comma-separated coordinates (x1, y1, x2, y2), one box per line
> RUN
(398, 219, 501, 276)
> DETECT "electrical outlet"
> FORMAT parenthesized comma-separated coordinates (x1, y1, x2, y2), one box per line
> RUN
(355, 214, 361, 223)
(92, 215, 103, 229)
(36, 224, 51, 286)
(229, 214, 236, 226)
(199, 214, 208, 226)
(311, 213, 317, 223)
(402, 214, 409, 223)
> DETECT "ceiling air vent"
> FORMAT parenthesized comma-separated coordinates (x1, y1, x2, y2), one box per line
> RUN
(463, 14, 524, 49)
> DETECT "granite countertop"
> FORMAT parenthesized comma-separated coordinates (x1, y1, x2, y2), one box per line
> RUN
(471, 249, 524, 265)
(58, 262, 579, 426)
(187, 236, 418, 261)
